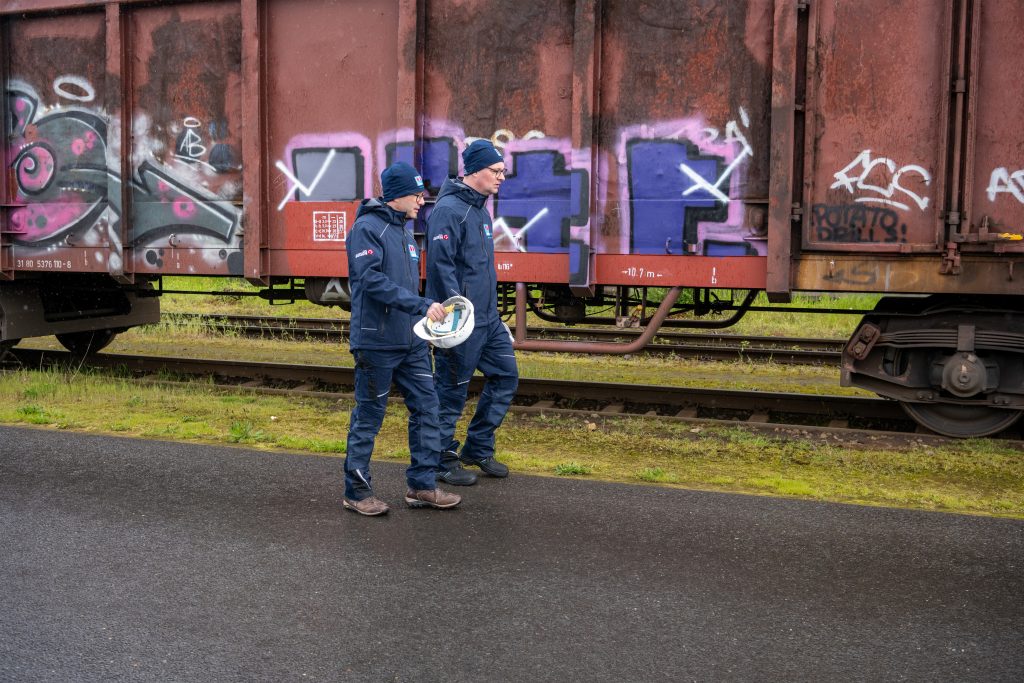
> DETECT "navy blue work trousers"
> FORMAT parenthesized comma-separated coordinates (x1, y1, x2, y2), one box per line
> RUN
(433, 316, 519, 463)
(344, 345, 440, 500)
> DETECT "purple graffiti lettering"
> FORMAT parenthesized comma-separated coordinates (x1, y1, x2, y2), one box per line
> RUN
(617, 116, 758, 256)
(626, 139, 727, 254)
(493, 148, 589, 254)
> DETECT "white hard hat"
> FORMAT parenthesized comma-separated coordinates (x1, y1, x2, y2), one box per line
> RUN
(414, 296, 475, 348)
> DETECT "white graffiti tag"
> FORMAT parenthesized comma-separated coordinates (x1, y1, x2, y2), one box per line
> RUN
(986, 167, 1024, 203)
(470, 128, 546, 150)
(176, 117, 207, 160)
(493, 209, 549, 252)
(53, 75, 95, 102)
(274, 149, 337, 211)
(678, 107, 753, 205)
(830, 150, 931, 211)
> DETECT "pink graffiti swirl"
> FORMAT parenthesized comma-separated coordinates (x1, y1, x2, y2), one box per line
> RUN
(14, 143, 56, 196)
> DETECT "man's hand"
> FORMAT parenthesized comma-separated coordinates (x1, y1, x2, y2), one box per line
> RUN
(426, 302, 447, 322)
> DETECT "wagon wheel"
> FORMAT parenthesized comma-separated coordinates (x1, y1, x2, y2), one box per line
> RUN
(55, 329, 118, 356)
(886, 347, 1022, 438)
(0, 339, 19, 362)
(901, 402, 1022, 438)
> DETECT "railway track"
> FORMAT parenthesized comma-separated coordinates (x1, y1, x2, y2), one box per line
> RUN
(163, 313, 844, 365)
(6, 348, 932, 437)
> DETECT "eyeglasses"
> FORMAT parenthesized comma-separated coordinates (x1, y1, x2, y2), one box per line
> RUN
(484, 166, 508, 178)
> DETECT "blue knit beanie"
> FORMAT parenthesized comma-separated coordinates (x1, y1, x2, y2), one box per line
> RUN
(462, 139, 504, 175)
(381, 162, 425, 202)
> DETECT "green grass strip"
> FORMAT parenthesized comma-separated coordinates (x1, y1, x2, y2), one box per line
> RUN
(1, 367, 1021, 518)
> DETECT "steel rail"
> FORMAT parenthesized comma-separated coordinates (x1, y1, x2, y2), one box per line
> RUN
(6, 348, 908, 433)
(163, 313, 844, 364)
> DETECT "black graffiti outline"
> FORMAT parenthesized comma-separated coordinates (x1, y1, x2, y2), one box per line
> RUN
(810, 203, 907, 243)
(625, 139, 728, 254)
(492, 149, 590, 252)
(6, 87, 239, 248)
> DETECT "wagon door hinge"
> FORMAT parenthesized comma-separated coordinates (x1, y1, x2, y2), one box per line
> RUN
(790, 203, 803, 222)
(940, 241, 962, 276)
(946, 210, 965, 242)
(797, 0, 810, 10)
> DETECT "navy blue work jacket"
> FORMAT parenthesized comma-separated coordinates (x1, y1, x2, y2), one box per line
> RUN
(425, 178, 499, 324)
(347, 198, 432, 351)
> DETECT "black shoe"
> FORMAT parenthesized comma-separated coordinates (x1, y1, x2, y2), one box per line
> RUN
(437, 450, 477, 486)
(461, 454, 509, 478)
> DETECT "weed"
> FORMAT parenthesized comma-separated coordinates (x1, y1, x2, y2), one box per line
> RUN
(554, 461, 592, 476)
(637, 467, 679, 483)
(17, 404, 49, 424)
(228, 420, 267, 443)
(22, 383, 58, 400)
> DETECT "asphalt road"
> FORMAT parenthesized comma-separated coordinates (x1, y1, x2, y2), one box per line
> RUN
(1, 425, 1021, 682)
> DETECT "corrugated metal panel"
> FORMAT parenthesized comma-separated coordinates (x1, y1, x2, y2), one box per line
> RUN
(3, 1, 246, 278)
(596, 0, 772, 259)
(127, 1, 243, 275)
(3, 9, 111, 273)
(963, 0, 1024, 247)
(265, 0, 401, 276)
(801, 0, 951, 253)
(423, 0, 577, 254)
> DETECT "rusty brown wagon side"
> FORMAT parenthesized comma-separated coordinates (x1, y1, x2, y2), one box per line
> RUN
(2, 0, 1023, 437)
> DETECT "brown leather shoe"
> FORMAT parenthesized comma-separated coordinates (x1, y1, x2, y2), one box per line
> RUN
(343, 496, 389, 516)
(404, 487, 462, 509)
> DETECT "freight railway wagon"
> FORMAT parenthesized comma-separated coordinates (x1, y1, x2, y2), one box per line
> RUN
(1, 0, 1023, 437)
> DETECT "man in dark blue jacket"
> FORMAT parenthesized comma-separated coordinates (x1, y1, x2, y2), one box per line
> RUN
(344, 162, 462, 515)
(426, 140, 519, 485)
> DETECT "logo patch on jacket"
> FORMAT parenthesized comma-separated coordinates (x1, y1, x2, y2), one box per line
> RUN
(408, 243, 419, 260)
(432, 233, 450, 241)
(483, 224, 492, 239)
(354, 249, 374, 258)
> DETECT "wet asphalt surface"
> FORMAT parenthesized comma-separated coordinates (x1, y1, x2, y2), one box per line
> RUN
(0, 425, 1022, 682)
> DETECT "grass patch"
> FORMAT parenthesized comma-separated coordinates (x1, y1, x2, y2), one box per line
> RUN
(159, 277, 334, 318)
(725, 292, 880, 339)
(0, 367, 1021, 516)
(554, 461, 593, 476)
(16, 404, 51, 424)
(637, 467, 679, 483)
(227, 420, 269, 444)
(745, 476, 817, 497)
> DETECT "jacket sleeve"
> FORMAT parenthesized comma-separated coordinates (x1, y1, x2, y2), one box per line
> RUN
(348, 225, 430, 316)
(426, 206, 462, 301)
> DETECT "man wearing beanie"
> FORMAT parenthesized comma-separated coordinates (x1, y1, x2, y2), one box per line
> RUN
(425, 139, 519, 485)
(343, 161, 462, 515)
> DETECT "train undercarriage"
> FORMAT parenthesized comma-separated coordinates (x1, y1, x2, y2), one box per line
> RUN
(3, 275, 1023, 440)
(497, 286, 1024, 439)
(841, 295, 1024, 438)
(0, 274, 159, 358)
